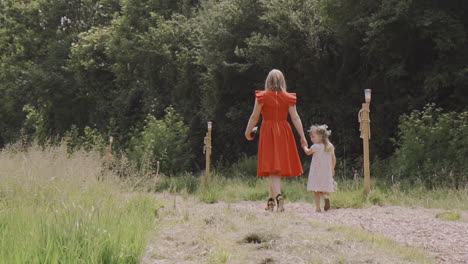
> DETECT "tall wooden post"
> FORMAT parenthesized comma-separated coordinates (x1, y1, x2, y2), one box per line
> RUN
(105, 136, 114, 168)
(359, 90, 371, 194)
(204, 121, 212, 184)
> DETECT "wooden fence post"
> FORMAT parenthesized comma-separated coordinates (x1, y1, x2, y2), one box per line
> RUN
(204, 122, 212, 184)
(359, 90, 372, 194)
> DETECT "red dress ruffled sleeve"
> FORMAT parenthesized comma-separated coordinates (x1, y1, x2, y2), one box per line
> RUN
(286, 92, 297, 106)
(255, 90, 266, 104)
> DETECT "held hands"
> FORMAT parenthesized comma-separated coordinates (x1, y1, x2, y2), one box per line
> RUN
(245, 131, 254, 141)
(300, 137, 308, 148)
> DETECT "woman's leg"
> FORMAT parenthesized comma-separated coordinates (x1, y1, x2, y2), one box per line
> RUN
(270, 174, 285, 211)
(269, 174, 282, 198)
(314, 192, 321, 212)
(265, 174, 281, 211)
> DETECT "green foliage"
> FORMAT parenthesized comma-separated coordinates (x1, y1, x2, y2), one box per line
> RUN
(128, 106, 193, 175)
(1, 0, 468, 181)
(391, 104, 468, 188)
(64, 125, 107, 152)
(22, 104, 48, 144)
(226, 155, 257, 178)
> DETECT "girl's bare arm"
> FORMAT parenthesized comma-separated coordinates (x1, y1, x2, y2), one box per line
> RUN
(245, 100, 262, 140)
(303, 145, 314, 155)
(288, 105, 307, 147)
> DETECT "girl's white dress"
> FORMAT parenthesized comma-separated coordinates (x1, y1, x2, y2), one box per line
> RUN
(307, 143, 335, 192)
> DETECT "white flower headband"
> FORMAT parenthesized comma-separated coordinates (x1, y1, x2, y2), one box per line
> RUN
(308, 124, 332, 137)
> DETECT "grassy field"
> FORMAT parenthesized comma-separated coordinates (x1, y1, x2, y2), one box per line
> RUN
(0, 145, 160, 264)
(148, 173, 468, 211)
(0, 145, 465, 263)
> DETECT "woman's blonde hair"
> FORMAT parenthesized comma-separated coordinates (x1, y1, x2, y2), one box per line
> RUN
(265, 69, 287, 91)
(309, 124, 334, 152)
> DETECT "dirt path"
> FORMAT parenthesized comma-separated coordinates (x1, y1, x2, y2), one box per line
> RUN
(232, 201, 468, 264)
(143, 194, 467, 264)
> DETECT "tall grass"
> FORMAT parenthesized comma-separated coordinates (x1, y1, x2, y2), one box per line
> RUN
(0, 144, 159, 264)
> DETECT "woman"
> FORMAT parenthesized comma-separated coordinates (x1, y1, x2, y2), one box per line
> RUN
(245, 69, 307, 212)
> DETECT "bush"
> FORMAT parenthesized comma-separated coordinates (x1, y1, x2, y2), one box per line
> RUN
(391, 104, 468, 188)
(128, 106, 193, 175)
(22, 104, 48, 144)
(226, 155, 257, 178)
(64, 125, 107, 152)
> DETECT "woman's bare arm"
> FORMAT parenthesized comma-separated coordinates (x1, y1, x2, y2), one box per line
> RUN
(245, 100, 262, 140)
(289, 105, 307, 147)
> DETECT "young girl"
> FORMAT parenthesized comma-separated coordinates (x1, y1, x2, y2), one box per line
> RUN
(303, 125, 336, 212)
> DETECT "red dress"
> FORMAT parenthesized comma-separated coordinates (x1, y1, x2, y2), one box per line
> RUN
(255, 90, 303, 177)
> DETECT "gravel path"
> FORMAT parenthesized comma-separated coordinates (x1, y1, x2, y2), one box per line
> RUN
(231, 201, 468, 264)
(145, 194, 439, 264)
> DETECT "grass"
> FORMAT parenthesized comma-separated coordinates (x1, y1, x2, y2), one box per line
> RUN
(327, 225, 433, 263)
(435, 210, 461, 221)
(384, 184, 468, 210)
(149, 173, 467, 210)
(0, 144, 160, 264)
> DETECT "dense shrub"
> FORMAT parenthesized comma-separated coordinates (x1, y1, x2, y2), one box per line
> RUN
(226, 155, 257, 178)
(391, 104, 468, 188)
(22, 104, 49, 144)
(64, 125, 107, 152)
(128, 106, 193, 175)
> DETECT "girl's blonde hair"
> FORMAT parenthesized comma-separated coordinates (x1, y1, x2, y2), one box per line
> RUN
(309, 124, 334, 152)
(265, 69, 287, 91)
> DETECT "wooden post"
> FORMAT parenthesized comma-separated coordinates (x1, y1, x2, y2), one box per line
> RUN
(360, 103, 371, 194)
(204, 122, 212, 184)
(105, 136, 114, 168)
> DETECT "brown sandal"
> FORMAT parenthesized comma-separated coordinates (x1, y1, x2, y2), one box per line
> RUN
(265, 198, 275, 211)
(276, 194, 284, 212)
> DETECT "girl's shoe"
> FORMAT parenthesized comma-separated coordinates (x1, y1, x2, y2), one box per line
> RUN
(265, 198, 275, 211)
(324, 198, 330, 211)
(315, 208, 322, 213)
(276, 194, 285, 212)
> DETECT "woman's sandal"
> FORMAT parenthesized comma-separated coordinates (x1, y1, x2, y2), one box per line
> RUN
(315, 208, 322, 213)
(276, 194, 284, 212)
(265, 198, 275, 211)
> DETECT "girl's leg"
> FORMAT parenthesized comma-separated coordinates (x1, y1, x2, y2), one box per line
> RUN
(314, 192, 321, 212)
(323, 192, 330, 211)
